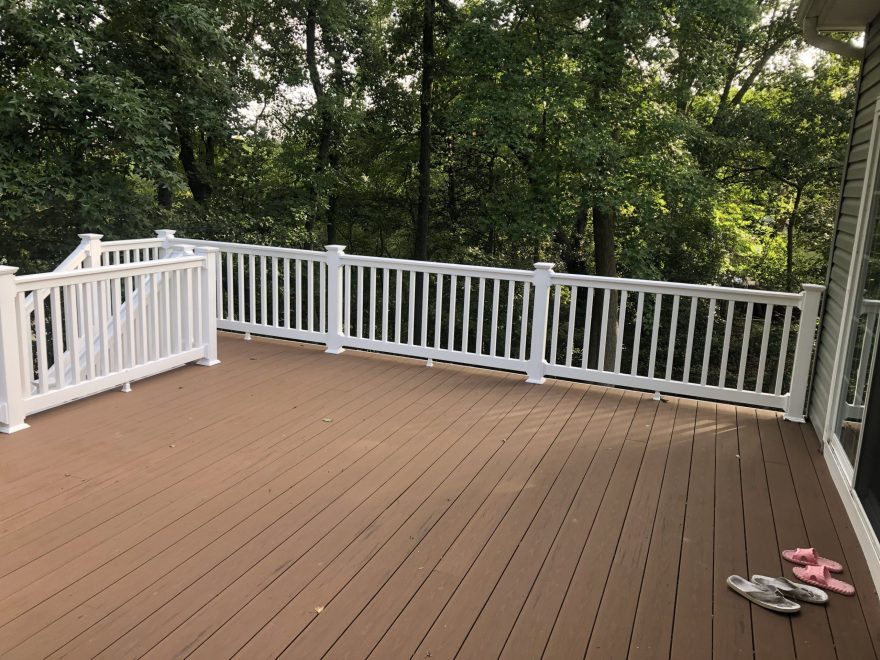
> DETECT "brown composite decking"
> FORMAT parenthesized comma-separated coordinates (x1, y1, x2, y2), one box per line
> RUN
(0, 334, 878, 660)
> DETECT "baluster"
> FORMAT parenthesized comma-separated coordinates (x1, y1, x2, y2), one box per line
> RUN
(343, 264, 351, 335)
(307, 259, 315, 332)
(356, 266, 364, 338)
(150, 273, 160, 363)
(461, 276, 471, 352)
(700, 299, 716, 386)
(504, 280, 514, 359)
(665, 295, 680, 381)
(735, 302, 754, 390)
(395, 270, 403, 344)
(248, 254, 257, 324)
(296, 260, 303, 330)
(519, 283, 530, 361)
(260, 255, 268, 325)
(66, 285, 82, 384)
(421, 272, 429, 346)
(137, 275, 150, 364)
(125, 276, 137, 365)
(631, 292, 644, 375)
(648, 293, 663, 378)
(319, 261, 326, 334)
(99, 279, 112, 375)
(755, 304, 773, 393)
(83, 279, 97, 377)
(164, 270, 174, 358)
(476, 278, 486, 355)
(598, 289, 611, 372)
(490, 279, 500, 357)
(272, 257, 279, 327)
(718, 300, 735, 388)
(434, 273, 443, 349)
(581, 288, 594, 369)
(614, 290, 628, 373)
(681, 297, 698, 383)
(565, 287, 578, 367)
(408, 271, 416, 345)
(17, 291, 34, 394)
(369, 266, 377, 340)
(550, 285, 561, 365)
(383, 268, 390, 341)
(49, 288, 65, 388)
(237, 253, 245, 323)
(284, 259, 291, 329)
(33, 292, 49, 393)
(448, 274, 458, 351)
(225, 252, 234, 321)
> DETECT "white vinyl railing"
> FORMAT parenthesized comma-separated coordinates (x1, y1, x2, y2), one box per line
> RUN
(162, 231, 821, 422)
(0, 243, 219, 433)
(0, 229, 823, 431)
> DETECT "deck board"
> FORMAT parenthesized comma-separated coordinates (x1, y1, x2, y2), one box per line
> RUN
(0, 333, 876, 659)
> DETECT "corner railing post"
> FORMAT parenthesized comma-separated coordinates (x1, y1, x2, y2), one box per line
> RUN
(78, 233, 103, 268)
(195, 247, 221, 366)
(155, 229, 177, 258)
(324, 245, 346, 354)
(526, 262, 555, 384)
(784, 283, 824, 422)
(0, 266, 28, 433)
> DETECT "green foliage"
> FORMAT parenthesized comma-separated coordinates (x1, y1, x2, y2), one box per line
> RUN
(0, 0, 858, 291)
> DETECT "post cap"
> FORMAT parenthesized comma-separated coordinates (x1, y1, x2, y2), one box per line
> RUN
(0, 265, 19, 275)
(77, 233, 104, 241)
(533, 262, 556, 271)
(801, 284, 825, 292)
(324, 244, 347, 253)
(154, 229, 177, 238)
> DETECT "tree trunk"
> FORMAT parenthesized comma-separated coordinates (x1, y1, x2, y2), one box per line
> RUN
(415, 0, 434, 262)
(413, 0, 434, 342)
(178, 129, 210, 203)
(156, 184, 172, 209)
(787, 185, 803, 292)
(305, 4, 332, 247)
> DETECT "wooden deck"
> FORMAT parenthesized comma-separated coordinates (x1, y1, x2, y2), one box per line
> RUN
(0, 334, 878, 660)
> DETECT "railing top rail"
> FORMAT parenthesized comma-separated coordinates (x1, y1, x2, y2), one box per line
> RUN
(339, 253, 535, 281)
(101, 238, 164, 248)
(549, 272, 810, 305)
(168, 238, 326, 261)
(15, 255, 205, 291)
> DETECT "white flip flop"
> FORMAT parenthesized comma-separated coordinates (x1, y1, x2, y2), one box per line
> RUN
(751, 574, 828, 604)
(726, 575, 801, 613)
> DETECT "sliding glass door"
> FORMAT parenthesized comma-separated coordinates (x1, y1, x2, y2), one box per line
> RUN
(855, 346, 880, 536)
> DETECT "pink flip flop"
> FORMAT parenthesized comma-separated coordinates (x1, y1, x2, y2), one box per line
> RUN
(792, 564, 855, 596)
(782, 547, 843, 573)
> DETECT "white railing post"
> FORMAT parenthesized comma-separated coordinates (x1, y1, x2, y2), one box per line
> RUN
(324, 245, 346, 354)
(155, 229, 177, 258)
(0, 266, 28, 433)
(78, 233, 103, 267)
(195, 247, 221, 366)
(784, 284, 824, 422)
(526, 262, 555, 384)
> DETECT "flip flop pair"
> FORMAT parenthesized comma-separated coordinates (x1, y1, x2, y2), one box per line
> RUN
(782, 547, 855, 596)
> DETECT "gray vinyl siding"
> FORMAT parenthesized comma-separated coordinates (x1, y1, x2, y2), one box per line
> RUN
(809, 15, 880, 436)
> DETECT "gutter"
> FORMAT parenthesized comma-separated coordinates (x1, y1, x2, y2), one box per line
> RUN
(802, 15, 864, 59)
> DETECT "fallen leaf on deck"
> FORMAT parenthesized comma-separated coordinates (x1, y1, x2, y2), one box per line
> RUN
(314, 606, 324, 614)
(322, 418, 333, 423)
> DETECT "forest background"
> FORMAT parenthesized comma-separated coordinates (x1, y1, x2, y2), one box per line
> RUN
(0, 0, 860, 293)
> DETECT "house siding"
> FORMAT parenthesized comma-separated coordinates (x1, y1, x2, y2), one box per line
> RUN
(809, 16, 880, 437)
